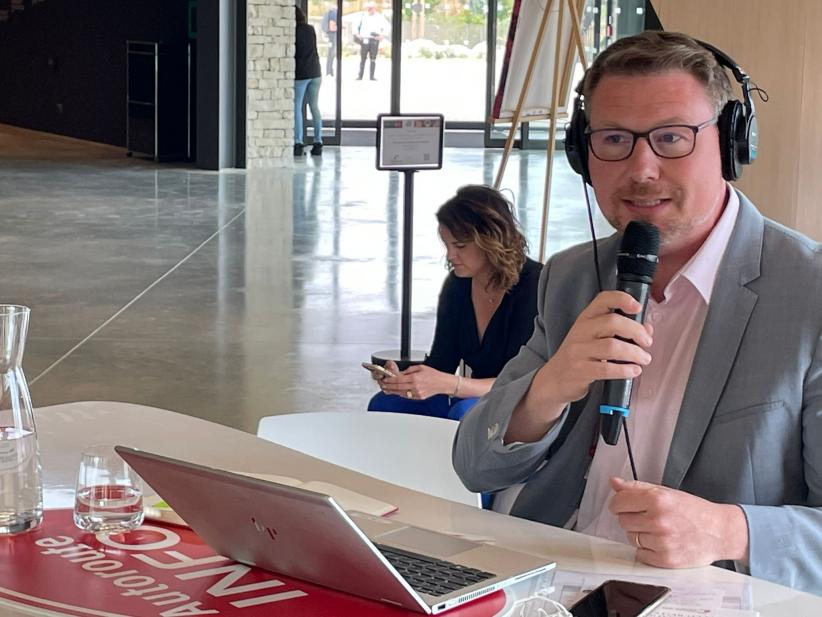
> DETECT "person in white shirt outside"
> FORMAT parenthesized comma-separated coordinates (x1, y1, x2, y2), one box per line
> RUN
(355, 2, 389, 81)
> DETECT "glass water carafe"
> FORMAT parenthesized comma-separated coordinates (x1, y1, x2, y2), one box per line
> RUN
(0, 305, 43, 534)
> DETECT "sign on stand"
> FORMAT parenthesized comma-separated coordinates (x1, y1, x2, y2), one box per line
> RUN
(373, 114, 444, 368)
(376, 115, 444, 171)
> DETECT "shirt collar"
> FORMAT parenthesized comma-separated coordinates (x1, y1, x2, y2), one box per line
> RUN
(660, 185, 740, 304)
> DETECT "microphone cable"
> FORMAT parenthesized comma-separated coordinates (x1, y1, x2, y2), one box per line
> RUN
(623, 415, 639, 481)
(582, 178, 639, 482)
(582, 179, 603, 293)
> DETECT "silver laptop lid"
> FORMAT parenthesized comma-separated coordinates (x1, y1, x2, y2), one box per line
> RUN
(116, 446, 429, 612)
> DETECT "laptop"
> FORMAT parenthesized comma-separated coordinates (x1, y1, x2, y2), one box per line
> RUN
(116, 446, 555, 614)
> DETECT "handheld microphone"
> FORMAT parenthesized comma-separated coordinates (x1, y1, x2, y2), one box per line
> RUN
(599, 221, 660, 446)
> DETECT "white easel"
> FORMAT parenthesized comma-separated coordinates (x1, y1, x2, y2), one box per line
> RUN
(492, 0, 588, 261)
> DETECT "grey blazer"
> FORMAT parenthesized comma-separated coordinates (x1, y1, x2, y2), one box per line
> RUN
(453, 192, 822, 594)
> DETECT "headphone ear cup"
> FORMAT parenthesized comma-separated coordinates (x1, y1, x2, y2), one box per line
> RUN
(717, 100, 742, 181)
(565, 102, 591, 184)
(738, 112, 758, 166)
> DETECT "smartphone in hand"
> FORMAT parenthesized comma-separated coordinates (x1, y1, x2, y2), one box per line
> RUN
(362, 362, 397, 379)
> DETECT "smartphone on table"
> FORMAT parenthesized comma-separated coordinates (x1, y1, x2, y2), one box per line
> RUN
(568, 579, 670, 617)
(362, 362, 397, 379)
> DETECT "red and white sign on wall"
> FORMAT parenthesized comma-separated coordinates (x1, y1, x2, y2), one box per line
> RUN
(0, 509, 508, 617)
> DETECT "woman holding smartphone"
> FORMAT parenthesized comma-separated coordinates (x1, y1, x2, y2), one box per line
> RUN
(368, 185, 541, 420)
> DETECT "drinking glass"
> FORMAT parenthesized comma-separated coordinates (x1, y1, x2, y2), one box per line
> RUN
(73, 445, 144, 534)
(0, 304, 43, 535)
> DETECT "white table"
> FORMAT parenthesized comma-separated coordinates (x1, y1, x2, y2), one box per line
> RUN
(24, 402, 822, 616)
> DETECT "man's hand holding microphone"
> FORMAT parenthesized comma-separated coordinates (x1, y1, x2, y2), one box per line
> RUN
(505, 221, 659, 445)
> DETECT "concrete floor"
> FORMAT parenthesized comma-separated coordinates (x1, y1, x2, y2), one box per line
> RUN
(0, 123, 613, 434)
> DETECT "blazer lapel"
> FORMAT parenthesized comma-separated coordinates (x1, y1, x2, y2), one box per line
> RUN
(662, 194, 763, 489)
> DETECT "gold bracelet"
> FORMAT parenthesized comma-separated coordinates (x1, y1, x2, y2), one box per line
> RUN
(452, 375, 463, 397)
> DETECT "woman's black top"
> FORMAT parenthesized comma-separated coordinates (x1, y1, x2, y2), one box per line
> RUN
(295, 23, 321, 80)
(424, 258, 542, 379)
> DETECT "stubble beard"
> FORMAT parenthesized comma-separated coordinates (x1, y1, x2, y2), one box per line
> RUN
(604, 184, 713, 249)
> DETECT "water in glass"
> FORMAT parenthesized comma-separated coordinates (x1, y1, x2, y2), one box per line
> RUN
(74, 484, 144, 532)
(0, 427, 43, 533)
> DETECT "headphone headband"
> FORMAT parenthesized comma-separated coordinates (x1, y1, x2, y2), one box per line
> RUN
(695, 39, 748, 82)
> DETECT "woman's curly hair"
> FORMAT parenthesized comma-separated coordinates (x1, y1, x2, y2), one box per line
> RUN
(435, 185, 528, 291)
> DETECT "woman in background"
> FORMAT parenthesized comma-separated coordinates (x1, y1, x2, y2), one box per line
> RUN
(294, 6, 323, 156)
(368, 185, 541, 420)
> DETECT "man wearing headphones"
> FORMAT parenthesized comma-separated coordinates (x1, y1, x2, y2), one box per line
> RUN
(453, 30, 822, 594)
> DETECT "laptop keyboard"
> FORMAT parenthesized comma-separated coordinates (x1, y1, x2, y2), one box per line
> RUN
(375, 544, 496, 597)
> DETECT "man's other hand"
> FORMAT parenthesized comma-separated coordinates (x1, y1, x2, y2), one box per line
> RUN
(609, 477, 749, 568)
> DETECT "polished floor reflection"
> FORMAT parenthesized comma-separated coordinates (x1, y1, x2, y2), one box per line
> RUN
(0, 124, 612, 434)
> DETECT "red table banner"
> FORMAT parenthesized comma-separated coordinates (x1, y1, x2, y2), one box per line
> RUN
(0, 509, 507, 617)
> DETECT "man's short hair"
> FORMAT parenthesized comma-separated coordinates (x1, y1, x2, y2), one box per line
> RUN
(582, 31, 735, 118)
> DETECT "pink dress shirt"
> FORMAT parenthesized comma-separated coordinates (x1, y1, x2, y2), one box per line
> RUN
(575, 188, 740, 544)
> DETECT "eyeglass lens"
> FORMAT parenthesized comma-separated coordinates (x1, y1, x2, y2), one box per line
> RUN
(590, 126, 698, 160)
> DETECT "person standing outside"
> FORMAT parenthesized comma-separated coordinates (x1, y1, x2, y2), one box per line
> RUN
(355, 2, 389, 81)
(321, 3, 338, 77)
(294, 6, 323, 157)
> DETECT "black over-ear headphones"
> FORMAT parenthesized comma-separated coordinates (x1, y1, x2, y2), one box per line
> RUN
(565, 39, 759, 184)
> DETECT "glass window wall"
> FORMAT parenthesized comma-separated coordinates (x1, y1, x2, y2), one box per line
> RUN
(300, 0, 646, 144)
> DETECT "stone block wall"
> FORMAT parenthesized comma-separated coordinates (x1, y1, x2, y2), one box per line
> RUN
(247, 0, 294, 167)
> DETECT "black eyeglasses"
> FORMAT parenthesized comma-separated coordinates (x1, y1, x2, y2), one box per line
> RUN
(586, 118, 718, 161)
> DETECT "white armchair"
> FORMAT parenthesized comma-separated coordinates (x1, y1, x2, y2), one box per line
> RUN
(256, 411, 480, 507)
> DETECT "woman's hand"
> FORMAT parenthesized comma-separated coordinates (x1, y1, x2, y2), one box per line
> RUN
(379, 364, 456, 400)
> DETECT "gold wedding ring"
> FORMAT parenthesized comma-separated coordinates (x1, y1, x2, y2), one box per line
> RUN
(634, 532, 645, 550)
(406, 390, 413, 399)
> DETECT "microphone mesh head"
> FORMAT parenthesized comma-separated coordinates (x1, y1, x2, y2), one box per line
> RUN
(617, 221, 660, 279)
